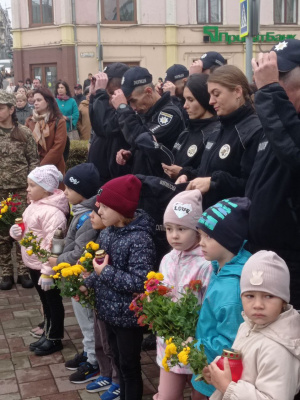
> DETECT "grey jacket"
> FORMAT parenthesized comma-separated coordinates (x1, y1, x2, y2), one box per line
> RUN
(57, 196, 96, 265)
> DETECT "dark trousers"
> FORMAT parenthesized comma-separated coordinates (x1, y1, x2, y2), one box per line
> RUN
(29, 269, 64, 339)
(105, 322, 144, 400)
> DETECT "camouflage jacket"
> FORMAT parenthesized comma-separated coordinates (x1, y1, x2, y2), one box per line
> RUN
(0, 124, 40, 190)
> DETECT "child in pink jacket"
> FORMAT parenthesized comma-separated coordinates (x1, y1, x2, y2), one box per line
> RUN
(10, 165, 69, 356)
(154, 189, 212, 400)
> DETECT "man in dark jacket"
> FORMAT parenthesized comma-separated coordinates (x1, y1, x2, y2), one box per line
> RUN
(162, 64, 189, 122)
(247, 39, 300, 310)
(73, 84, 86, 106)
(88, 62, 132, 185)
(111, 66, 184, 177)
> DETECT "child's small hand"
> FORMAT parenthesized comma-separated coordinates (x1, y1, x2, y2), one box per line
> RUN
(79, 285, 88, 296)
(181, 336, 194, 347)
(208, 357, 232, 394)
(202, 366, 212, 384)
(48, 256, 58, 267)
(93, 254, 109, 276)
(82, 271, 91, 279)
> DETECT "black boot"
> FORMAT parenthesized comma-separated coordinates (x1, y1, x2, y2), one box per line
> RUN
(0, 276, 14, 290)
(17, 274, 34, 288)
(34, 338, 63, 356)
(29, 335, 47, 351)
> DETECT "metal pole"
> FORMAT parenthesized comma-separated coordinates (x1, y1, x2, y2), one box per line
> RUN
(71, 0, 79, 83)
(245, 35, 253, 83)
(97, 0, 102, 71)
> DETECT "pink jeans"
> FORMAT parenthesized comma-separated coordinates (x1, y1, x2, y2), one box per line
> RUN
(153, 368, 208, 400)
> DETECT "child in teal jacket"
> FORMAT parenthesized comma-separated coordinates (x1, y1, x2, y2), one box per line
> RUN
(192, 197, 251, 398)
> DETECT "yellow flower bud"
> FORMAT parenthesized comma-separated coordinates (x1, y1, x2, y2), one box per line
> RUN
(85, 253, 93, 259)
(26, 249, 33, 256)
(146, 271, 156, 280)
(155, 272, 164, 281)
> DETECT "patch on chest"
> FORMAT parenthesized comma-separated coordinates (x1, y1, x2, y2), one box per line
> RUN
(219, 144, 231, 159)
(158, 111, 173, 126)
(187, 144, 197, 157)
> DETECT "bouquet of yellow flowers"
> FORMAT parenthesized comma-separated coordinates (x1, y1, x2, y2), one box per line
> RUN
(20, 231, 52, 263)
(51, 241, 100, 308)
(0, 194, 25, 230)
(129, 271, 207, 379)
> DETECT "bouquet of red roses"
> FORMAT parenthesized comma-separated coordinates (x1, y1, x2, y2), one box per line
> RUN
(0, 194, 25, 229)
(129, 272, 207, 377)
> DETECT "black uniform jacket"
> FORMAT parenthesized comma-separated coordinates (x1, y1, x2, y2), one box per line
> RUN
(116, 92, 184, 176)
(88, 89, 131, 185)
(246, 83, 300, 258)
(194, 103, 263, 210)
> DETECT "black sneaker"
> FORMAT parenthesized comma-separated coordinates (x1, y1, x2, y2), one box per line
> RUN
(34, 338, 63, 356)
(29, 335, 46, 351)
(69, 362, 100, 383)
(0, 276, 14, 290)
(65, 351, 88, 371)
(17, 274, 34, 288)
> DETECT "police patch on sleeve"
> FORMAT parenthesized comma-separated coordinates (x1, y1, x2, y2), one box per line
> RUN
(158, 111, 173, 126)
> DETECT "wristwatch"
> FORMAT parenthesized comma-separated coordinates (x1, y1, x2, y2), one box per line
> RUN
(118, 103, 128, 110)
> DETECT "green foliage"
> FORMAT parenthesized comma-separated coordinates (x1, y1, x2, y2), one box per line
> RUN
(20, 231, 51, 263)
(66, 140, 89, 171)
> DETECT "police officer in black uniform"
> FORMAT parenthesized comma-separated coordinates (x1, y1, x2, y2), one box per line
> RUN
(247, 39, 300, 311)
(111, 66, 184, 177)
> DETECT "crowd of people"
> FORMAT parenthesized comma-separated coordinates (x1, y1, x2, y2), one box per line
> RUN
(0, 38, 300, 400)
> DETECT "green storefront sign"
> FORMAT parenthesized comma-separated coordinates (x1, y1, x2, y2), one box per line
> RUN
(203, 25, 296, 45)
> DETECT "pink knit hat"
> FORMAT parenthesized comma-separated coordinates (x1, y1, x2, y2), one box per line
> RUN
(240, 250, 290, 303)
(163, 189, 202, 231)
(28, 165, 63, 193)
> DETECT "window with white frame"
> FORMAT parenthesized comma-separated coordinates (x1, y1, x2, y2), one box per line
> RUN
(197, 0, 222, 24)
(274, 0, 297, 24)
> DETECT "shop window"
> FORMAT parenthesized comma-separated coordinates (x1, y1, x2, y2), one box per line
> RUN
(101, 0, 137, 23)
(29, 0, 53, 26)
(197, 0, 222, 24)
(274, 0, 297, 24)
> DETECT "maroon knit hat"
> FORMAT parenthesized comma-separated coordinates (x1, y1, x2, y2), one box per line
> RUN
(96, 175, 142, 218)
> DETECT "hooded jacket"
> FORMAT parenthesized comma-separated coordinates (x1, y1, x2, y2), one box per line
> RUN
(156, 246, 212, 374)
(192, 246, 251, 397)
(210, 305, 300, 400)
(57, 196, 97, 266)
(84, 209, 156, 328)
(11, 190, 69, 275)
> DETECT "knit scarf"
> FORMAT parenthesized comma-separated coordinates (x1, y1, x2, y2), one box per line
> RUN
(31, 110, 50, 152)
(57, 95, 70, 100)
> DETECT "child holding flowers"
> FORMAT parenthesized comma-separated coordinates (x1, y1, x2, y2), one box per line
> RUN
(9, 165, 69, 356)
(48, 163, 102, 383)
(153, 190, 212, 400)
(80, 174, 156, 400)
(192, 197, 251, 398)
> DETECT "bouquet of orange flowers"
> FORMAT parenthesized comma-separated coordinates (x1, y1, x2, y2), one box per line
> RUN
(0, 194, 25, 229)
(129, 272, 207, 378)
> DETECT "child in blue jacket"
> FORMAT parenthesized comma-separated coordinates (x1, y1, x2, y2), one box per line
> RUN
(192, 197, 251, 399)
(81, 175, 156, 400)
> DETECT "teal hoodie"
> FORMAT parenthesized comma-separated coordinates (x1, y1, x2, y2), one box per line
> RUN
(56, 97, 79, 131)
(192, 246, 251, 397)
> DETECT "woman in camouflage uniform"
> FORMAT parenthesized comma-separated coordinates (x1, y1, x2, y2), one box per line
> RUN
(0, 91, 40, 290)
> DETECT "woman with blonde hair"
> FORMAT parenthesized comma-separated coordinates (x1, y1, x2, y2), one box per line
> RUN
(177, 65, 262, 210)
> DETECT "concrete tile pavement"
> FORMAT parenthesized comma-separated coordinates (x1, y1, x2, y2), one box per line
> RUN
(0, 282, 192, 400)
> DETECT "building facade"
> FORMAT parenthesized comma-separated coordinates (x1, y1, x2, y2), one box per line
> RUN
(11, 0, 300, 91)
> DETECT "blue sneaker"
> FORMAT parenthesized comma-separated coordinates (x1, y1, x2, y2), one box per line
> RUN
(69, 362, 100, 383)
(86, 375, 112, 393)
(100, 384, 121, 400)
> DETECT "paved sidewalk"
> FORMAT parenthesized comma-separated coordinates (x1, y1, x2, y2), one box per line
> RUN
(0, 282, 192, 400)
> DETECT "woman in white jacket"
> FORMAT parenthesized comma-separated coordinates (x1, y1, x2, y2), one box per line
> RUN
(203, 250, 300, 400)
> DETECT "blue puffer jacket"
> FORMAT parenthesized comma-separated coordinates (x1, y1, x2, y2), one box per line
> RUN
(192, 246, 251, 397)
(84, 209, 156, 327)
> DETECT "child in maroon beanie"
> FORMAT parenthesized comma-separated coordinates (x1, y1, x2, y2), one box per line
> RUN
(80, 174, 156, 400)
